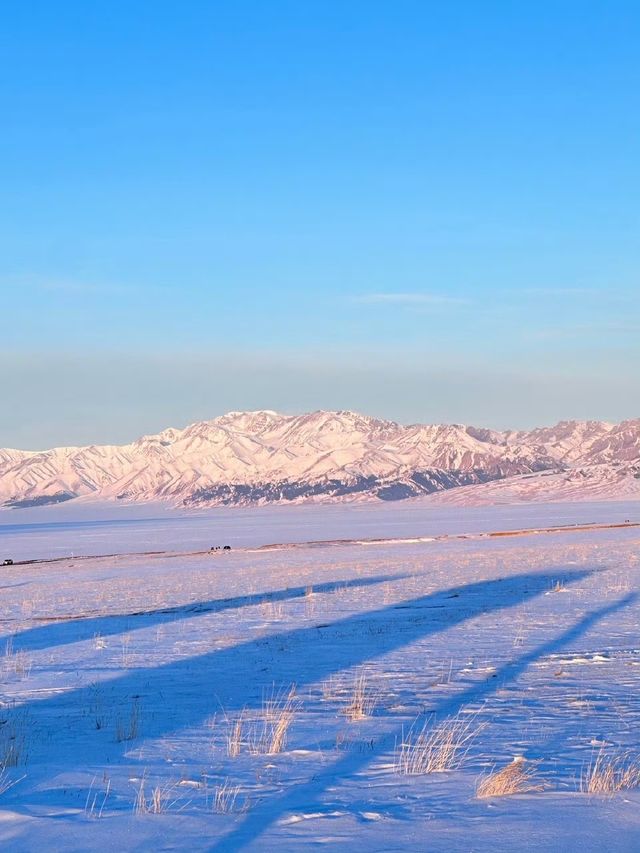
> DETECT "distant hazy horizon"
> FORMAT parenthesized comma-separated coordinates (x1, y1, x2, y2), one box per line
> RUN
(3, 381, 638, 452)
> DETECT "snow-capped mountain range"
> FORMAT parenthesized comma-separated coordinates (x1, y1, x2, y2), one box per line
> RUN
(1, 410, 639, 509)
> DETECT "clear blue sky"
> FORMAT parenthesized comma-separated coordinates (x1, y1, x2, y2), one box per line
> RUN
(2, 1, 639, 447)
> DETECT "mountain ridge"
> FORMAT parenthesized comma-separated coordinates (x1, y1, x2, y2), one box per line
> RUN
(1, 410, 639, 508)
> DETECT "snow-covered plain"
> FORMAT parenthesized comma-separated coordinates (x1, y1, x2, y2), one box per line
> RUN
(1, 497, 638, 562)
(2, 501, 640, 851)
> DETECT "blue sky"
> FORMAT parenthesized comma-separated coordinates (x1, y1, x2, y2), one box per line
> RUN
(1, 1, 639, 447)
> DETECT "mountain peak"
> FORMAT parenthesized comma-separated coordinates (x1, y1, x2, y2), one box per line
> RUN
(1, 409, 638, 509)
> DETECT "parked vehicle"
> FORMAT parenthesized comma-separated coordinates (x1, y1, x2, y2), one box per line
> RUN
(2, 558, 14, 566)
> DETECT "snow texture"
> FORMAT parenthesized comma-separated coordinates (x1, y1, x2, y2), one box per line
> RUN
(1, 500, 640, 851)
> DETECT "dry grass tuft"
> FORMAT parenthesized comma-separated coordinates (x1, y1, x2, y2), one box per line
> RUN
(343, 671, 377, 721)
(581, 749, 640, 794)
(0, 711, 27, 768)
(0, 764, 25, 797)
(395, 713, 482, 775)
(260, 599, 284, 621)
(115, 697, 141, 743)
(321, 674, 341, 703)
(3, 638, 31, 680)
(120, 633, 133, 668)
(133, 779, 152, 815)
(227, 685, 300, 757)
(476, 758, 547, 798)
(226, 714, 244, 758)
(84, 774, 111, 818)
(133, 778, 190, 815)
(259, 685, 300, 754)
(212, 779, 248, 814)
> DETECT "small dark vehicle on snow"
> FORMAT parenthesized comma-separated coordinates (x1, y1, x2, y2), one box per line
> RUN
(223, 545, 231, 551)
(2, 558, 14, 566)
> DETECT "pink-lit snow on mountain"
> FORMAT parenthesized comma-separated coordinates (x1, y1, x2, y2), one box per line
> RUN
(0, 410, 638, 507)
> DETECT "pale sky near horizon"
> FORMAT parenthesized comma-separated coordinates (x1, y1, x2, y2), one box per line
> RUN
(1, 2, 639, 448)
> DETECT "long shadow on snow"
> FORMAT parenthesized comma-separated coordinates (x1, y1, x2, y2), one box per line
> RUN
(6, 574, 405, 653)
(5, 569, 591, 775)
(212, 590, 637, 851)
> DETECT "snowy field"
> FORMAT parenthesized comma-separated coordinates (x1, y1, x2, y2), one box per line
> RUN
(1, 500, 640, 851)
(1, 497, 638, 561)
